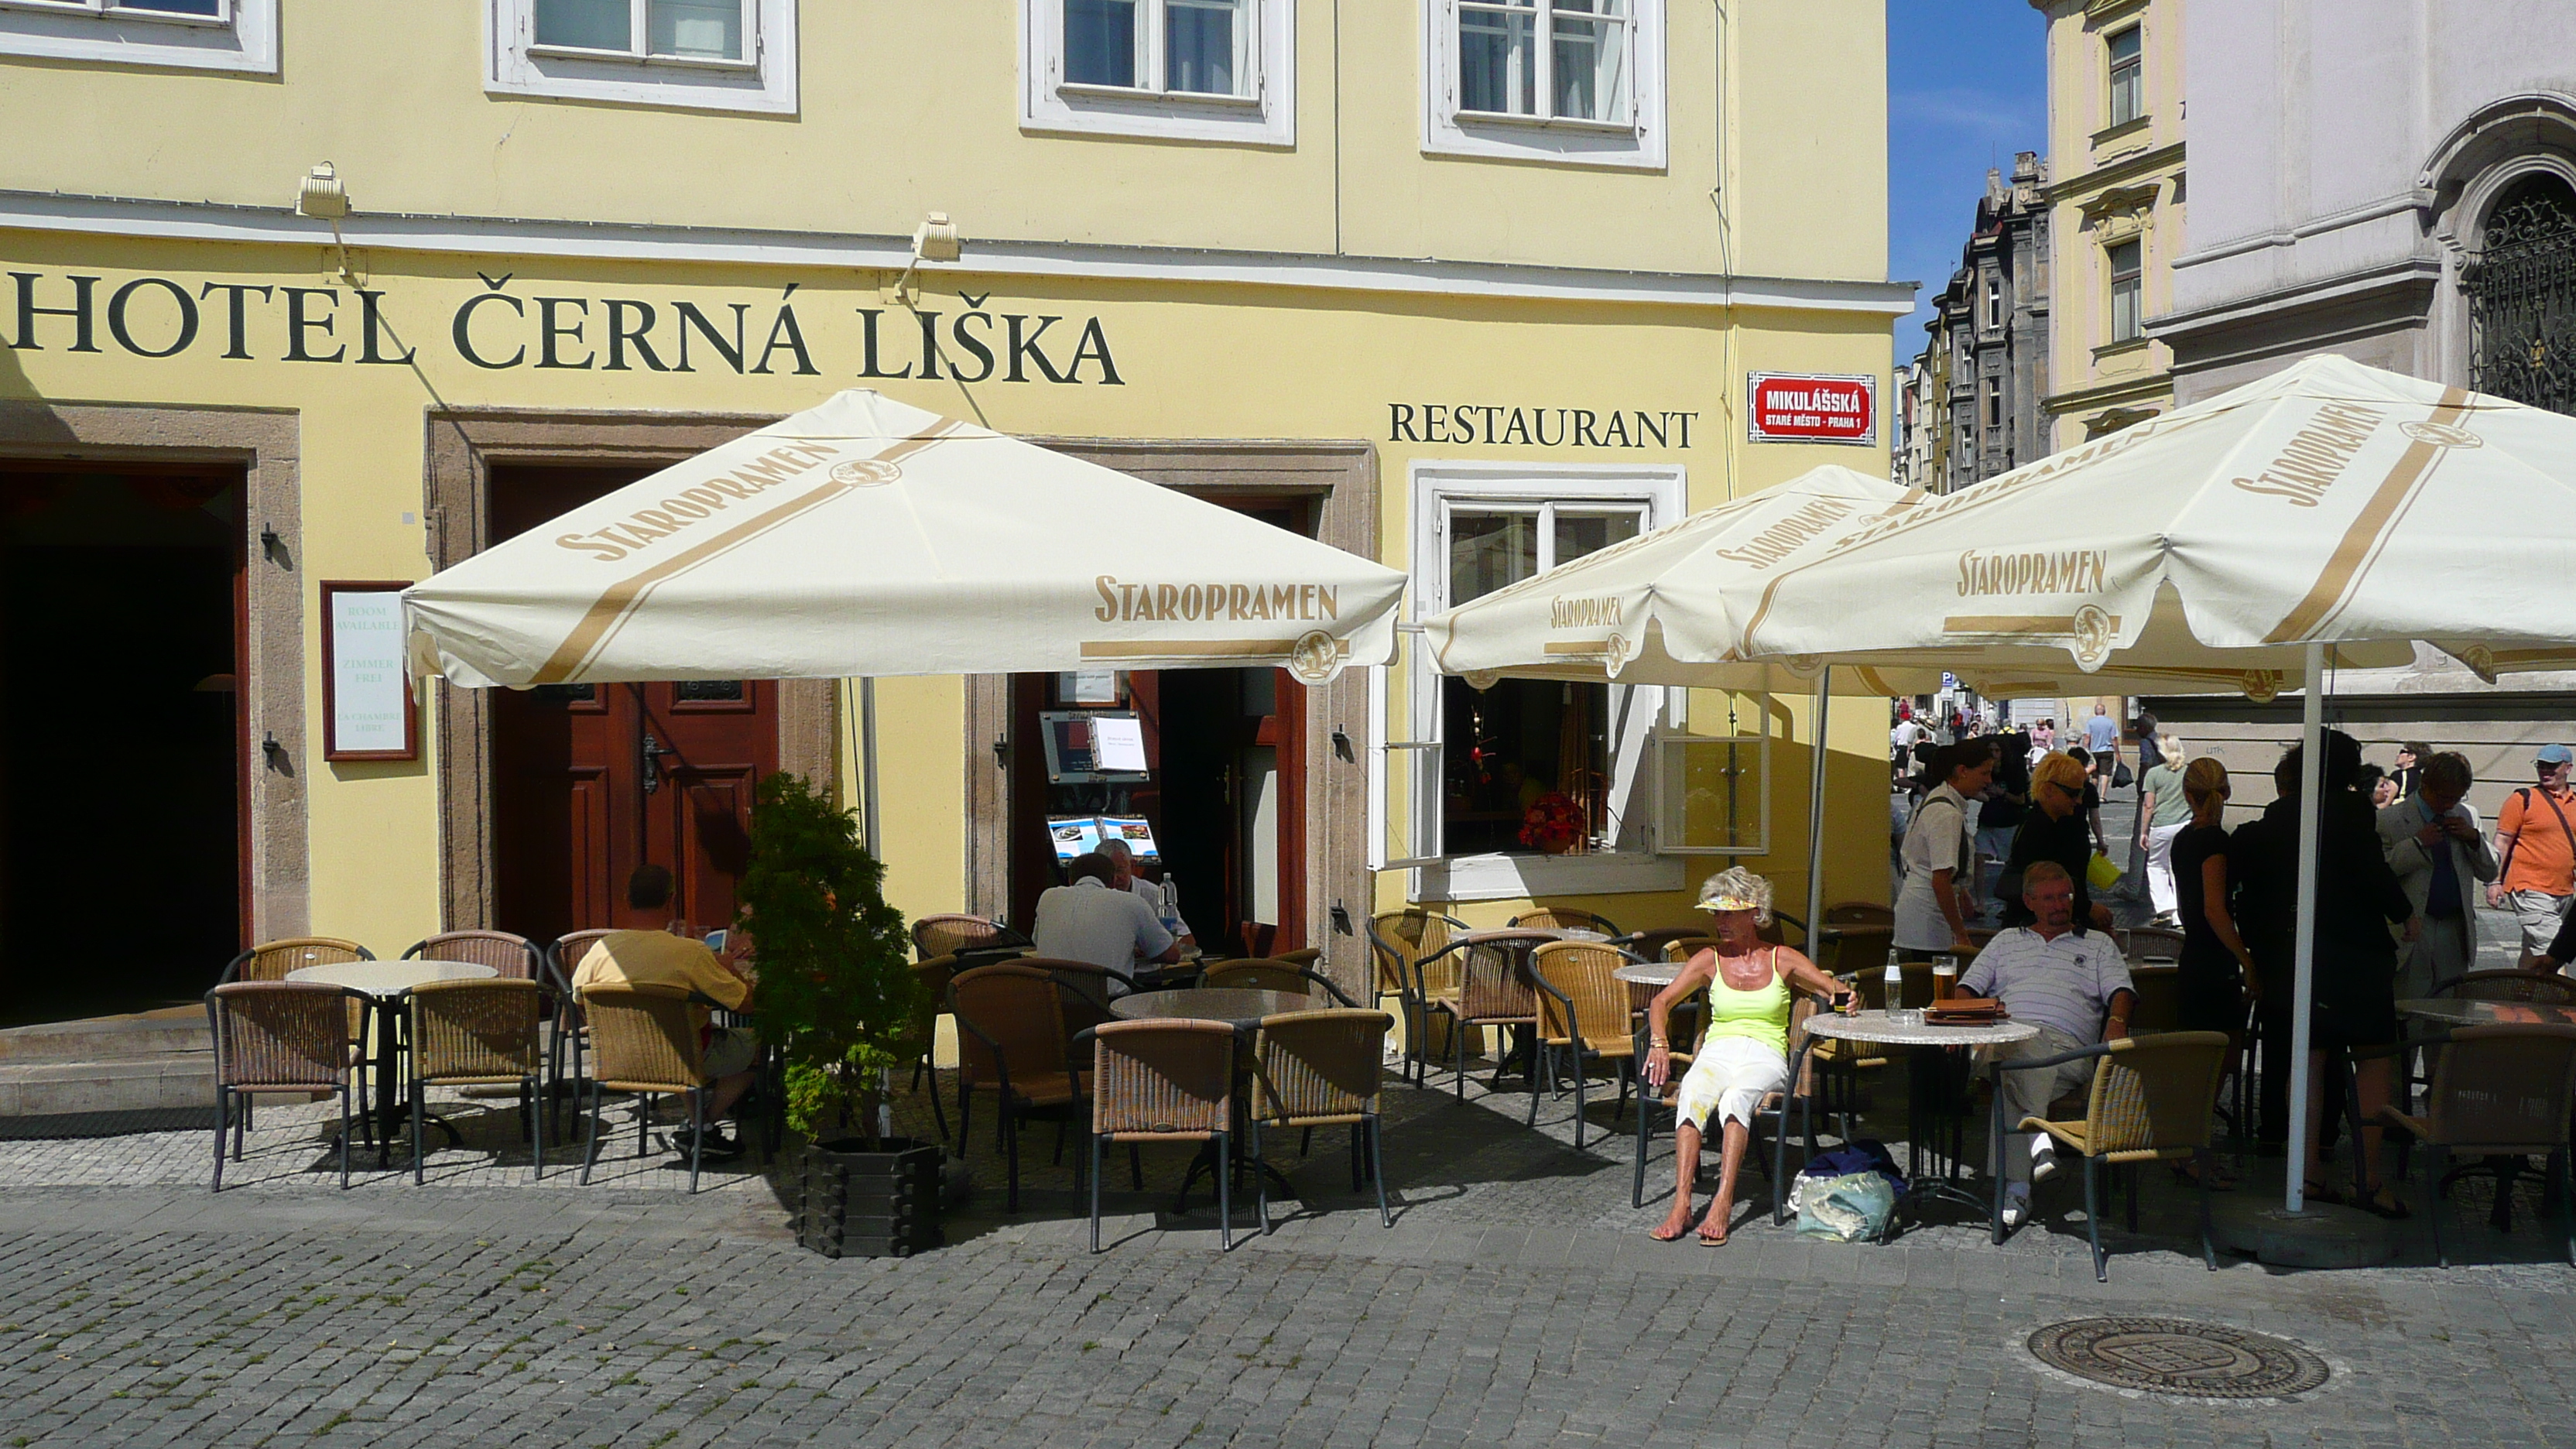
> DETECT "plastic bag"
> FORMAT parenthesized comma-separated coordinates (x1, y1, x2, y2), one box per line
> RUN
(1795, 1170, 1899, 1242)
(2087, 851, 2123, 890)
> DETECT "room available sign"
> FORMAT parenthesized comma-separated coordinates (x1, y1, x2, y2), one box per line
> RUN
(1746, 372, 1876, 445)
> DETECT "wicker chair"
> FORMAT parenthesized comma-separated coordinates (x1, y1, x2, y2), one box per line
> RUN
(1197, 958, 1359, 1006)
(207, 981, 372, 1190)
(2118, 926, 2187, 963)
(1274, 947, 1322, 969)
(1087, 1019, 1240, 1252)
(221, 936, 374, 983)
(542, 929, 621, 1099)
(2375, 1023, 2576, 1267)
(403, 930, 542, 981)
(1369, 909, 1467, 1081)
(1413, 931, 1547, 1100)
(1992, 1030, 2232, 1281)
(1510, 907, 1622, 937)
(1023, 957, 1121, 1048)
(576, 981, 716, 1192)
(406, 978, 548, 1183)
(905, 954, 961, 1140)
(1249, 1009, 1395, 1233)
(1526, 940, 1642, 1148)
(913, 914, 1033, 961)
(2435, 969, 2576, 1005)
(951, 962, 1090, 1212)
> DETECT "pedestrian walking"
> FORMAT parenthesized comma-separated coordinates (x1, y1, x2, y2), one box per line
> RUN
(2487, 743, 2576, 965)
(2083, 704, 2119, 786)
(2378, 751, 2496, 999)
(2136, 735, 2191, 925)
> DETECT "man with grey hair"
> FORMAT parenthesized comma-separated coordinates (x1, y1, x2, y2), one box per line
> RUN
(1958, 859, 2136, 1228)
(1098, 837, 1192, 951)
(2379, 750, 2496, 997)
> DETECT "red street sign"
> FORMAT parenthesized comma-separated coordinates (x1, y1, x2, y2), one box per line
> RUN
(1746, 372, 1877, 445)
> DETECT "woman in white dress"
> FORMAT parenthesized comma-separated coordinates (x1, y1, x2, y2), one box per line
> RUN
(1643, 868, 1853, 1245)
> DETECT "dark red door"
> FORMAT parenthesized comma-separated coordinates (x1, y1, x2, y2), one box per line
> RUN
(487, 468, 779, 942)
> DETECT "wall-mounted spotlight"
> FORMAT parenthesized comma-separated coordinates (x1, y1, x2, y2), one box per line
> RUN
(296, 163, 356, 283)
(889, 211, 962, 306)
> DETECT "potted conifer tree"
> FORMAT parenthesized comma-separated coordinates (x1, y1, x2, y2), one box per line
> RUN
(738, 771, 939, 1258)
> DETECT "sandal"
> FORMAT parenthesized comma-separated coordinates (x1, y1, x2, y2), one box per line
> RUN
(2301, 1178, 2348, 1207)
(2353, 1184, 2413, 1221)
(2170, 1160, 2237, 1191)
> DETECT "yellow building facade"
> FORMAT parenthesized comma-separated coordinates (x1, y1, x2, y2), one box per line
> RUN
(2033, 0, 2186, 447)
(0, 2, 1904, 1018)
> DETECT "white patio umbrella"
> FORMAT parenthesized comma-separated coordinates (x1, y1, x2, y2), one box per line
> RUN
(1413, 461, 2376, 955)
(405, 389, 1403, 688)
(1418, 466, 1944, 939)
(404, 389, 1406, 849)
(1714, 353, 2576, 1213)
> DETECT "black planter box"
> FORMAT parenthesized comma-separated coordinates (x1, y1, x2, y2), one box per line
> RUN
(797, 1136, 943, 1259)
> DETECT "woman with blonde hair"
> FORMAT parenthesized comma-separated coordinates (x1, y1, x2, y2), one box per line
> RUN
(1642, 868, 1852, 1245)
(2137, 734, 2192, 925)
(1996, 751, 2116, 931)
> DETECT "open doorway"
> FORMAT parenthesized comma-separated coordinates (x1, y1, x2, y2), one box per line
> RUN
(0, 466, 244, 1026)
(484, 466, 780, 945)
(1005, 664, 1306, 957)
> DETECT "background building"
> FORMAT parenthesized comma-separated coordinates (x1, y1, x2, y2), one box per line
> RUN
(2142, 0, 2576, 824)
(2033, 0, 2185, 447)
(0, 3, 1907, 1028)
(1905, 152, 2051, 494)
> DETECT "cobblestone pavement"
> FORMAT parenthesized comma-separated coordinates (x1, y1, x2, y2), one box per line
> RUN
(5, 1046, 2573, 1448)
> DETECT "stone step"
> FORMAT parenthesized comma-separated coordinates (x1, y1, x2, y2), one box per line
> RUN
(0, 1005, 210, 1064)
(0, 1053, 216, 1116)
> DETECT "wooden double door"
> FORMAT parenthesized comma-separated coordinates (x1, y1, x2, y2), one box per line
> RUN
(487, 468, 779, 943)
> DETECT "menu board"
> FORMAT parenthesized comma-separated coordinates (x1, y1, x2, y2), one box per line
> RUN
(1047, 814, 1161, 862)
(322, 581, 418, 761)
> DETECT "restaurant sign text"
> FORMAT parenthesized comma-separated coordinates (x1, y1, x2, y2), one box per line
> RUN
(3, 271, 1124, 385)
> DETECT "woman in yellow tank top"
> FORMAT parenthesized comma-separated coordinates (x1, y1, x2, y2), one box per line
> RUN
(1643, 868, 1853, 1245)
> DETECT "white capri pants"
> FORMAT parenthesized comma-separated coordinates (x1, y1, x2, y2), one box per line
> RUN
(1675, 1036, 1791, 1133)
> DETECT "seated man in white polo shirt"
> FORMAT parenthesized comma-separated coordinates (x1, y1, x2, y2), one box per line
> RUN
(1958, 859, 2136, 1228)
(1031, 851, 1180, 994)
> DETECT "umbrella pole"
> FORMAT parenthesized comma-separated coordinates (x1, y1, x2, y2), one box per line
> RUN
(861, 677, 882, 858)
(1802, 668, 1831, 951)
(2284, 639, 2325, 1213)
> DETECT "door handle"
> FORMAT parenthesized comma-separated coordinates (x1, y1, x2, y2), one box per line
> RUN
(641, 731, 675, 795)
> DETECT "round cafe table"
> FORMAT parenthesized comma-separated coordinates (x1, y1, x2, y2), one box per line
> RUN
(1110, 987, 1310, 1025)
(1107, 987, 1311, 1205)
(1612, 961, 1684, 988)
(287, 959, 501, 1158)
(1771, 1009, 2037, 1235)
(2397, 996, 2576, 1027)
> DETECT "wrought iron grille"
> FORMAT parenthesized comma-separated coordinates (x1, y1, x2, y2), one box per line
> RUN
(2466, 176, 2576, 415)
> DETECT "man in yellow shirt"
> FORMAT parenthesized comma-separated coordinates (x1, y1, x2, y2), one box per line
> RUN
(570, 865, 759, 1158)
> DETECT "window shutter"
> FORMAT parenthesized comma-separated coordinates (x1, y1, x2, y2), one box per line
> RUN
(1372, 629, 1447, 870)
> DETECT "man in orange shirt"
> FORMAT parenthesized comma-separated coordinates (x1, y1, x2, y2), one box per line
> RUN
(571, 865, 759, 1159)
(2488, 745, 2576, 965)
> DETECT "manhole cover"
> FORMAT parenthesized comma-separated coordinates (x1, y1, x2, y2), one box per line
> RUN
(2025, 1317, 2331, 1401)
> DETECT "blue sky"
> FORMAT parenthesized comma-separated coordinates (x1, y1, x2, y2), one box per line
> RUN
(1886, 0, 2049, 365)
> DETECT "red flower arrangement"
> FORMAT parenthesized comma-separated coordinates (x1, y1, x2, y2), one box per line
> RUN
(1518, 792, 1587, 854)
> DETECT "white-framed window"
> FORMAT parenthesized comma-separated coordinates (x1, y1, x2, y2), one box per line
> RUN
(2105, 25, 2142, 128)
(487, 0, 796, 115)
(1021, 0, 1296, 148)
(1422, 0, 1667, 170)
(0, 0, 273, 73)
(2108, 237, 2143, 342)
(1376, 462, 1691, 901)
(1984, 277, 2003, 332)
